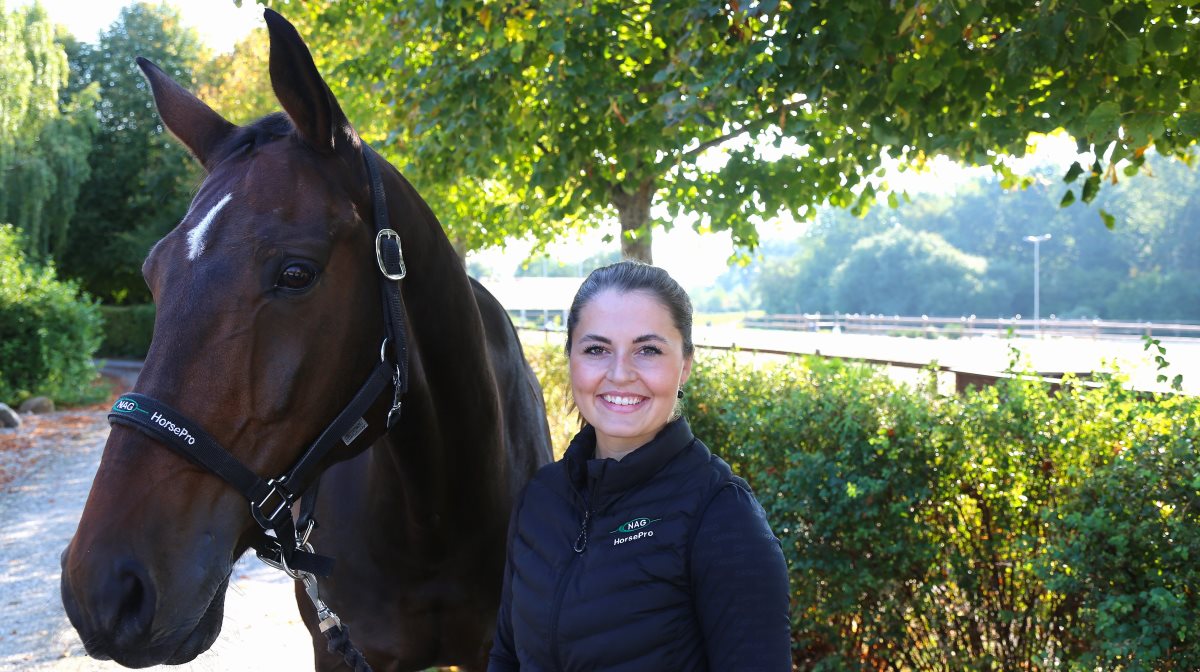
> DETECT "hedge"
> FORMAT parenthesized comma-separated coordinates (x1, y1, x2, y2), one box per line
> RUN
(97, 303, 155, 358)
(524, 341, 1200, 670)
(0, 224, 104, 405)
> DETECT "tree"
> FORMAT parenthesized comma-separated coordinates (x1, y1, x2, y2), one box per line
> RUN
(269, 1, 1198, 263)
(753, 149, 1200, 321)
(668, 0, 1200, 227)
(0, 0, 97, 260)
(60, 2, 208, 303)
(829, 227, 990, 316)
(195, 28, 275, 125)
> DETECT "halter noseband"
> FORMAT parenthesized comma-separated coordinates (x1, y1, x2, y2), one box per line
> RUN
(107, 147, 409, 577)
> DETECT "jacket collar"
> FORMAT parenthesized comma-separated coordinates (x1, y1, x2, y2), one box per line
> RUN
(565, 418, 696, 504)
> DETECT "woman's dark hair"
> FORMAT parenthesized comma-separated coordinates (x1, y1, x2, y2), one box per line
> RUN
(565, 260, 694, 357)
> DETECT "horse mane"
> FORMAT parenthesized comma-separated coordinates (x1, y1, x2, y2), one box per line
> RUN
(219, 112, 294, 160)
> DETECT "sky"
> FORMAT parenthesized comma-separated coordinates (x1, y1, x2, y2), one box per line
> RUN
(22, 0, 263, 53)
(22, 0, 1082, 291)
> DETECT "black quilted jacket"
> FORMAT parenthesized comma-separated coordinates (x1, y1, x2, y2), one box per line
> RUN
(488, 418, 792, 671)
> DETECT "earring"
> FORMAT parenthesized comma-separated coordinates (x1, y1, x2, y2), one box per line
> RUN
(676, 388, 684, 399)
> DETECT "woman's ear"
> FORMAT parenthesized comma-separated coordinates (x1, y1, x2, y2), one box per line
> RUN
(680, 355, 693, 388)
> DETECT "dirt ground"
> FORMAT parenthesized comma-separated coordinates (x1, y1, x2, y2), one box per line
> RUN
(0, 371, 316, 671)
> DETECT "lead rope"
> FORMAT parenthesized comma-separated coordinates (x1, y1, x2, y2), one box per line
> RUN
(267, 532, 374, 672)
(300, 572, 372, 672)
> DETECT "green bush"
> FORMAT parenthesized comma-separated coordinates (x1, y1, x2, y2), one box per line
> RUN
(520, 332, 574, 458)
(524, 342, 1200, 670)
(689, 353, 947, 669)
(0, 224, 103, 405)
(97, 303, 155, 358)
(1045, 382, 1200, 671)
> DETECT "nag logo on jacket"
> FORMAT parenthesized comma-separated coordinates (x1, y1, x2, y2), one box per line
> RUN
(610, 517, 661, 546)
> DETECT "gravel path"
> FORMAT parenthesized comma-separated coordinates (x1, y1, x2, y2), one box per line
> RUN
(0, 375, 316, 670)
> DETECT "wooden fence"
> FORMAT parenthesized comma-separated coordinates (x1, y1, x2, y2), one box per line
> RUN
(744, 313, 1200, 341)
(519, 328, 1098, 395)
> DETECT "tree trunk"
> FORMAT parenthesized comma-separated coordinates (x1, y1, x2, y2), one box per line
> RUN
(610, 179, 655, 263)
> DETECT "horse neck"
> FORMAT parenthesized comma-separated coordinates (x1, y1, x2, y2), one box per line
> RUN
(372, 172, 513, 523)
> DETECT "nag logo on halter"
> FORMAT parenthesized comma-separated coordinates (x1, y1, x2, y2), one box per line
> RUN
(113, 398, 142, 414)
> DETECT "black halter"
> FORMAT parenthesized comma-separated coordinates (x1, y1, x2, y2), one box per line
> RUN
(108, 147, 409, 578)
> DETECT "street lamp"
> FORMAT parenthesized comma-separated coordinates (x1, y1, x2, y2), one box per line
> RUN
(1023, 234, 1052, 332)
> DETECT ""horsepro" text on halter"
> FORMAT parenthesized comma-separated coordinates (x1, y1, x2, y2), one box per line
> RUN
(149, 411, 196, 445)
(113, 398, 197, 446)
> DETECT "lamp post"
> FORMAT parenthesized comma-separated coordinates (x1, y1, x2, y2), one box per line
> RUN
(1023, 234, 1051, 332)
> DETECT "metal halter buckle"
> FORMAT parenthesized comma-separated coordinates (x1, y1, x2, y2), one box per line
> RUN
(252, 477, 293, 528)
(375, 229, 406, 280)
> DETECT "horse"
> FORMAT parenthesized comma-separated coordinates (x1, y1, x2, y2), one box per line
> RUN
(59, 9, 552, 670)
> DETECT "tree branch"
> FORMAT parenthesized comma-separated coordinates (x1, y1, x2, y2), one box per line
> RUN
(675, 99, 805, 164)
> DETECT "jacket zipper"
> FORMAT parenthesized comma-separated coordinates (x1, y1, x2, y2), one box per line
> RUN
(550, 465, 605, 669)
(549, 547, 581, 670)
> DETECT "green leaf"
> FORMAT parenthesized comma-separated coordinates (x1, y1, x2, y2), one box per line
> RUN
(1081, 174, 1101, 203)
(1084, 101, 1121, 139)
(1059, 189, 1076, 207)
(1177, 112, 1200, 138)
(1063, 161, 1084, 183)
(1099, 208, 1115, 230)
(898, 5, 920, 34)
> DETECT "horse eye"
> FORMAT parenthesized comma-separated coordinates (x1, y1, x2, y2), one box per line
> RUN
(276, 263, 317, 291)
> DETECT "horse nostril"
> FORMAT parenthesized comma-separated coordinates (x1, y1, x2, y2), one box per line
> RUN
(96, 560, 157, 645)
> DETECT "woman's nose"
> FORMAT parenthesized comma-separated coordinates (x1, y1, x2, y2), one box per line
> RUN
(607, 354, 635, 382)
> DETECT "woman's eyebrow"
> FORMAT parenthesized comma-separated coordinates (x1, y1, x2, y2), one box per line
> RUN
(579, 334, 667, 344)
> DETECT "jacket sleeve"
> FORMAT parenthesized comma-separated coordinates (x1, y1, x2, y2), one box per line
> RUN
(487, 490, 525, 672)
(690, 482, 792, 671)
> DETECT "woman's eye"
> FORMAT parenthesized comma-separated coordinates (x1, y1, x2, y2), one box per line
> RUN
(276, 263, 318, 291)
(639, 346, 664, 356)
(582, 345, 606, 355)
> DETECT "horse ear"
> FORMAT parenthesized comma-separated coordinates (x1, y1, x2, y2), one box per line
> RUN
(136, 57, 237, 172)
(263, 8, 357, 154)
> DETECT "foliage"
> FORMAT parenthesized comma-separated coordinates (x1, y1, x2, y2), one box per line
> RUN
(1045, 388, 1200, 670)
(689, 353, 949, 669)
(195, 28, 276, 125)
(0, 0, 97, 260)
(97, 303, 155, 359)
(59, 2, 208, 304)
(521, 339, 575, 458)
(525, 343, 1200, 669)
(267, 1, 1198, 262)
(0, 224, 102, 405)
(670, 0, 1200, 214)
(757, 152, 1200, 321)
(830, 226, 991, 316)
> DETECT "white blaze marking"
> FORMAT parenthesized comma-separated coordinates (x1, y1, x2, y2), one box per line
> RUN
(186, 192, 233, 260)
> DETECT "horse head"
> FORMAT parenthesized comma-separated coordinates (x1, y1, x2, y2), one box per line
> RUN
(60, 10, 403, 666)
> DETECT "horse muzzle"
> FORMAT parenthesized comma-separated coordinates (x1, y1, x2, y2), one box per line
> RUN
(59, 542, 231, 667)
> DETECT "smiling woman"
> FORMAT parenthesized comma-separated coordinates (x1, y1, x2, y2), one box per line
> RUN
(488, 261, 793, 671)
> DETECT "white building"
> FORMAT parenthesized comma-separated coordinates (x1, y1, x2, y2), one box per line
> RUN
(478, 277, 584, 329)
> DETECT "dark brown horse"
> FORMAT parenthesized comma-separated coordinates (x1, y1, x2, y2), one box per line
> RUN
(59, 9, 551, 670)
